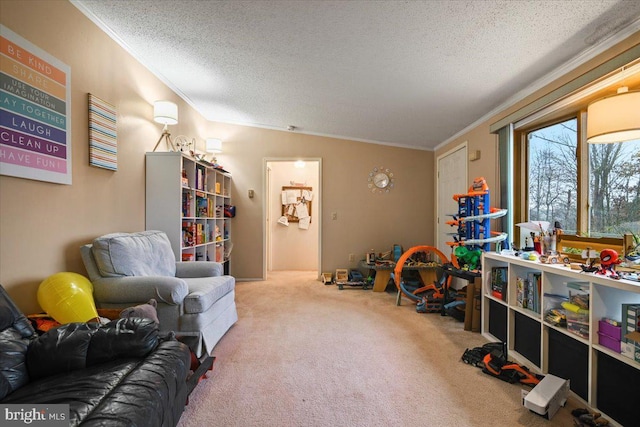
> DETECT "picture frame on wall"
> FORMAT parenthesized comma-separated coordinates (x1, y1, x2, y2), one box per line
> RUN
(0, 25, 72, 184)
(88, 94, 117, 171)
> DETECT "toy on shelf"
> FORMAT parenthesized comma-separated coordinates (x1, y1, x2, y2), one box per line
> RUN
(446, 177, 507, 269)
(595, 249, 622, 279)
(579, 248, 599, 273)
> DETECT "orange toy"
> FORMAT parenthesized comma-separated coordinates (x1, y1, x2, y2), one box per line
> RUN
(394, 245, 451, 304)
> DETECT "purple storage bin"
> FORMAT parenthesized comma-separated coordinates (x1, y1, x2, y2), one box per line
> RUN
(598, 331, 621, 353)
(598, 320, 622, 340)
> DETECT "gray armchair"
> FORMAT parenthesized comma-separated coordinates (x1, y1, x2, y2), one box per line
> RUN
(80, 230, 237, 357)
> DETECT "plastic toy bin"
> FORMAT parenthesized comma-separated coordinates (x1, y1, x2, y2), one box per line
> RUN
(598, 320, 622, 340)
(598, 332, 621, 353)
(566, 311, 589, 339)
(597, 320, 622, 353)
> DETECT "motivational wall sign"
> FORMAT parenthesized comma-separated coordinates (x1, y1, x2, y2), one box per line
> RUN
(0, 25, 72, 184)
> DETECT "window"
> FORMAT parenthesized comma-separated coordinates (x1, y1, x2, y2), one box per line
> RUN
(519, 117, 640, 240)
(589, 138, 640, 237)
(526, 118, 578, 234)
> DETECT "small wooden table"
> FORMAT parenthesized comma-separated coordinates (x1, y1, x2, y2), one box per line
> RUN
(360, 261, 440, 292)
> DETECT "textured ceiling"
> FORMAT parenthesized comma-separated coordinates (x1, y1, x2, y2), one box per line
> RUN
(73, 0, 640, 150)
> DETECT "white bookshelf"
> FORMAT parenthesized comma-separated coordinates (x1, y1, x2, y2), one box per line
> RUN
(146, 152, 231, 273)
(482, 252, 640, 426)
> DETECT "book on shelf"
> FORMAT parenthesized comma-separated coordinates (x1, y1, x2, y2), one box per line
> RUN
(490, 266, 507, 301)
(515, 273, 541, 313)
(195, 223, 203, 245)
(195, 166, 205, 191)
(181, 169, 189, 187)
(528, 272, 541, 314)
(182, 191, 193, 217)
(516, 277, 525, 308)
(181, 221, 196, 247)
(196, 195, 208, 217)
(215, 243, 223, 262)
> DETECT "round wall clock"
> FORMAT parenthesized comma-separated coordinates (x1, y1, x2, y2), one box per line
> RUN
(367, 166, 394, 193)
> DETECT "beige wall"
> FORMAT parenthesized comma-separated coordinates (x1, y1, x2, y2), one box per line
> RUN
(209, 123, 434, 280)
(0, 0, 434, 313)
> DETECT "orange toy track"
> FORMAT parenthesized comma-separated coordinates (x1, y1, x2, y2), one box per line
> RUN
(393, 245, 451, 303)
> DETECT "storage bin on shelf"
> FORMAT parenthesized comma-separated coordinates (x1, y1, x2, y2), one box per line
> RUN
(563, 282, 589, 339)
(598, 319, 622, 353)
(543, 294, 568, 327)
(566, 310, 589, 339)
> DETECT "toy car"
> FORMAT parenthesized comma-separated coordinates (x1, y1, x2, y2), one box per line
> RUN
(321, 272, 332, 285)
(539, 252, 570, 265)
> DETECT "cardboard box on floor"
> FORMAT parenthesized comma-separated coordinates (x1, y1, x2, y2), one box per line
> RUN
(463, 276, 482, 332)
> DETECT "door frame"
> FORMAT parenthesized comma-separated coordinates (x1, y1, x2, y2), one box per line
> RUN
(262, 157, 322, 279)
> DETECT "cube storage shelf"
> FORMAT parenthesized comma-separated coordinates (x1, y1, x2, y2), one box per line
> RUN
(146, 152, 232, 274)
(481, 252, 640, 427)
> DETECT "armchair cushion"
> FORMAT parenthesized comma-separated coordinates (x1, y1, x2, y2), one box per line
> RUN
(175, 261, 223, 278)
(183, 277, 236, 314)
(91, 231, 176, 277)
(91, 276, 189, 305)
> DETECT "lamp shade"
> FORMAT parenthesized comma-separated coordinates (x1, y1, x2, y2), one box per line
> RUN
(586, 87, 640, 143)
(205, 138, 222, 153)
(153, 101, 178, 125)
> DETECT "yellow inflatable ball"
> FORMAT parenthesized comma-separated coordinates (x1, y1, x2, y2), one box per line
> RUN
(37, 272, 99, 324)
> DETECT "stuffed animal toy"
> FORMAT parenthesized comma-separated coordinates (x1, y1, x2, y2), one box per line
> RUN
(119, 299, 159, 325)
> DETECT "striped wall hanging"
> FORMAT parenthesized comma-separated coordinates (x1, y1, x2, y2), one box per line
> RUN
(88, 94, 117, 171)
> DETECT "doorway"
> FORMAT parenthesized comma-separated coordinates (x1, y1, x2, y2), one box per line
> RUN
(436, 143, 468, 259)
(264, 159, 321, 279)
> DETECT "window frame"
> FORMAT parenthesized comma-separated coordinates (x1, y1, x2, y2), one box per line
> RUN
(513, 111, 590, 243)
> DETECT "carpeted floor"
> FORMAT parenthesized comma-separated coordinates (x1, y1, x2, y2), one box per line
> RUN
(177, 270, 584, 427)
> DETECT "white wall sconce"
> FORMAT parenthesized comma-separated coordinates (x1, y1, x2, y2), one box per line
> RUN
(587, 86, 640, 143)
(205, 138, 222, 163)
(152, 100, 178, 151)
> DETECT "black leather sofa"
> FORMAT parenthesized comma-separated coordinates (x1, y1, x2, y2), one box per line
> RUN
(0, 285, 191, 427)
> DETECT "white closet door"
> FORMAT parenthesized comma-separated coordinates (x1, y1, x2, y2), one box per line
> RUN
(437, 145, 467, 259)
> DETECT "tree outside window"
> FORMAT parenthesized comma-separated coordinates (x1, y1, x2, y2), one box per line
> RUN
(590, 138, 640, 237)
(527, 117, 640, 238)
(527, 118, 578, 234)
